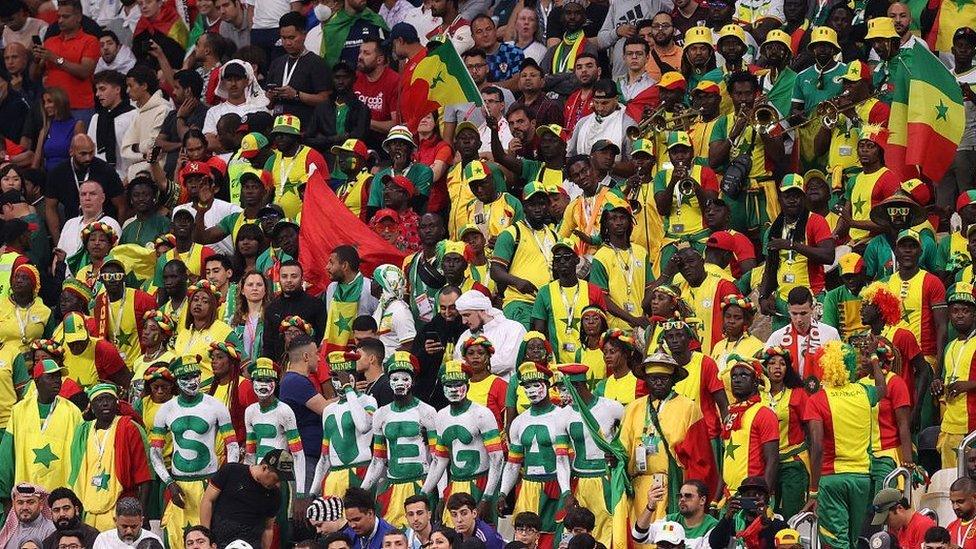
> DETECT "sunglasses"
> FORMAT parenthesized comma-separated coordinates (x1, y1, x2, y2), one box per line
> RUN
(100, 272, 125, 282)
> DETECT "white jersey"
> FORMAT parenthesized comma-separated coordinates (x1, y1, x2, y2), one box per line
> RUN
(562, 397, 625, 475)
(433, 401, 503, 479)
(508, 404, 571, 477)
(373, 398, 438, 482)
(321, 393, 377, 467)
(150, 394, 238, 481)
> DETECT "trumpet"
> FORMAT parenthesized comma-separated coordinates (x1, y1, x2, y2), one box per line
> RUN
(748, 96, 784, 135)
(674, 164, 695, 196)
(626, 107, 703, 139)
(819, 89, 887, 129)
(624, 168, 651, 213)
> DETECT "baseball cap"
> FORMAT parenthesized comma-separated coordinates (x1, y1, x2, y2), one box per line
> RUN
(779, 173, 805, 193)
(632, 138, 654, 157)
(871, 488, 904, 525)
(386, 21, 420, 45)
(692, 80, 721, 95)
(462, 160, 492, 186)
(658, 71, 687, 91)
(536, 124, 564, 139)
(836, 60, 873, 83)
(272, 114, 301, 136)
(706, 231, 736, 252)
(62, 312, 89, 343)
(591, 139, 621, 155)
(32, 358, 66, 379)
(957, 189, 976, 211)
(331, 138, 368, 159)
(551, 238, 577, 254)
(775, 529, 801, 547)
(654, 522, 686, 546)
(239, 132, 269, 159)
(667, 131, 692, 150)
(523, 181, 547, 200)
(949, 282, 976, 305)
(738, 476, 770, 494)
(373, 208, 400, 223)
(180, 161, 214, 180)
(455, 120, 480, 136)
(258, 203, 285, 219)
(896, 228, 921, 244)
(261, 449, 295, 481)
(838, 252, 865, 275)
(382, 174, 417, 197)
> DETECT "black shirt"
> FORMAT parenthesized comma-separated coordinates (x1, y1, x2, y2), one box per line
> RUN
(367, 373, 395, 408)
(266, 51, 334, 131)
(262, 289, 328, 359)
(42, 522, 101, 549)
(158, 102, 210, 177)
(0, 90, 32, 143)
(210, 463, 281, 548)
(44, 157, 125, 219)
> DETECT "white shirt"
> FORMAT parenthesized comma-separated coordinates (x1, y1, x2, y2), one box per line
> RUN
(373, 299, 417, 357)
(379, 0, 414, 28)
(765, 321, 841, 377)
(173, 199, 242, 255)
(479, 117, 512, 155)
(57, 214, 123, 259)
(244, 0, 292, 29)
(203, 101, 270, 135)
(87, 106, 138, 180)
(95, 45, 137, 76)
(567, 108, 636, 159)
(93, 528, 161, 548)
(453, 314, 527, 378)
(616, 72, 655, 102)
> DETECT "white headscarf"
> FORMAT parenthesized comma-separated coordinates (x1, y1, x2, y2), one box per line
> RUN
(215, 59, 270, 108)
(455, 290, 503, 318)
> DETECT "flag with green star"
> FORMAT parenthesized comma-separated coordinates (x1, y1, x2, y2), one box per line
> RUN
(886, 40, 964, 182)
(927, 0, 976, 51)
(322, 273, 365, 352)
(399, 39, 484, 132)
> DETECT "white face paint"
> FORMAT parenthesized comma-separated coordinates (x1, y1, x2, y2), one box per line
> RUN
(177, 375, 201, 396)
(390, 371, 413, 396)
(331, 377, 345, 395)
(253, 380, 276, 398)
(523, 381, 549, 404)
(556, 385, 573, 407)
(443, 382, 469, 403)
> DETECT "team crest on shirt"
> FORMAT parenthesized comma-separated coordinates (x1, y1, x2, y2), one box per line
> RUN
(499, 62, 509, 74)
(804, 376, 821, 395)
(702, 298, 712, 308)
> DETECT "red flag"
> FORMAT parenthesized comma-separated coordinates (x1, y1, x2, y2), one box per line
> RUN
(298, 170, 407, 296)
(624, 85, 661, 126)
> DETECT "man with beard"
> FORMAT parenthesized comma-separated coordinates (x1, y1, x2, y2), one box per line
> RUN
(492, 184, 558, 327)
(263, 261, 327, 359)
(642, 13, 682, 82)
(410, 286, 464, 407)
(937, 282, 976, 466)
(561, 54, 601, 134)
(422, 361, 504, 521)
(688, 81, 723, 162)
(91, 497, 160, 548)
(310, 351, 377, 498)
(591, 205, 648, 331)
(632, 480, 716, 549)
(365, 127, 433, 219)
(150, 355, 239, 549)
(362, 352, 438, 528)
(425, 0, 473, 53)
(756, 30, 796, 123)
(449, 133, 509, 240)
(716, 24, 753, 76)
(265, 12, 333, 131)
(790, 27, 846, 172)
(764, 287, 840, 377)
(757, 174, 834, 321)
(498, 363, 571, 549)
(541, 1, 600, 99)
(353, 37, 399, 153)
(513, 60, 563, 127)
(69, 384, 151, 531)
(268, 114, 329, 219)
(568, 80, 636, 158)
(559, 154, 626, 257)
(306, 62, 370, 159)
(708, 72, 786, 237)
(948, 478, 976, 549)
(721, 356, 778, 494)
(404, 213, 447, 324)
(0, 484, 54, 549)
(42, 488, 98, 549)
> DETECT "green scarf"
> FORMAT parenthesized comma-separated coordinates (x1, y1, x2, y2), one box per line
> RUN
(320, 9, 389, 65)
(552, 30, 586, 74)
(646, 392, 684, 514)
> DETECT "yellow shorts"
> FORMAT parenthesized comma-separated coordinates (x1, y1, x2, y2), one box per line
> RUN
(378, 479, 423, 530)
(572, 475, 630, 549)
(162, 479, 208, 549)
(940, 431, 966, 469)
(322, 463, 369, 497)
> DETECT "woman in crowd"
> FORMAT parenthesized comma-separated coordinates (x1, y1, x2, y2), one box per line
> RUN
(72, 222, 119, 288)
(0, 165, 50, 269)
(131, 310, 176, 398)
(506, 8, 547, 62)
(232, 223, 267, 276)
(33, 87, 84, 171)
(207, 341, 246, 447)
(416, 111, 453, 217)
(762, 345, 810, 519)
(594, 328, 646, 405)
(461, 335, 508, 429)
(133, 364, 176, 521)
(231, 270, 270, 360)
(0, 264, 49, 362)
(173, 279, 241, 380)
(372, 264, 416, 357)
(577, 305, 609, 383)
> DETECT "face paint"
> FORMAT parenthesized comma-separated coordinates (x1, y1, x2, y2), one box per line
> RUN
(177, 375, 201, 396)
(556, 385, 573, 407)
(331, 377, 345, 395)
(390, 371, 413, 396)
(523, 381, 549, 404)
(443, 382, 468, 403)
(253, 380, 276, 398)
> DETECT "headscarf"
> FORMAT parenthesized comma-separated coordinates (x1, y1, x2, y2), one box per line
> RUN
(62, 278, 93, 304)
(279, 315, 314, 335)
(143, 365, 175, 384)
(461, 335, 495, 357)
(215, 60, 269, 108)
(143, 309, 175, 338)
(373, 264, 407, 315)
(455, 290, 502, 318)
(81, 221, 119, 245)
(0, 484, 52, 549)
(11, 264, 39, 297)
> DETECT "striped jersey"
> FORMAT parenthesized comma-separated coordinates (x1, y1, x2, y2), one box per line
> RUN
(372, 397, 438, 482)
(803, 384, 879, 474)
(433, 400, 503, 479)
(150, 394, 237, 479)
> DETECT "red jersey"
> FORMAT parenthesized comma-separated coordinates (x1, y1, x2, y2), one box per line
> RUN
(727, 229, 756, 279)
(896, 512, 935, 549)
(885, 325, 922, 407)
(43, 31, 100, 109)
(354, 66, 401, 122)
(563, 88, 594, 134)
(417, 135, 454, 212)
(947, 517, 976, 549)
(861, 372, 911, 450)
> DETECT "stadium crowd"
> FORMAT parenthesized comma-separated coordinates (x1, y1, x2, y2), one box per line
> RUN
(3, 0, 976, 546)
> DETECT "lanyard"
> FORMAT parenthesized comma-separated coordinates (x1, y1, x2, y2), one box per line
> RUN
(609, 243, 637, 296)
(281, 52, 305, 88)
(527, 225, 555, 266)
(71, 159, 90, 197)
(92, 421, 113, 462)
(643, 391, 675, 435)
(14, 302, 31, 344)
(558, 282, 580, 335)
(959, 520, 976, 547)
(278, 155, 299, 196)
(39, 398, 57, 433)
(950, 330, 976, 383)
(108, 292, 126, 343)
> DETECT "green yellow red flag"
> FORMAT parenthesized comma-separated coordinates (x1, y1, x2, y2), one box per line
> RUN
(886, 41, 965, 182)
(926, 0, 976, 52)
(399, 40, 483, 131)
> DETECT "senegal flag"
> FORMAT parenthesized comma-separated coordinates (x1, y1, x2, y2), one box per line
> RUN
(927, 0, 976, 51)
(400, 40, 483, 132)
(886, 41, 965, 182)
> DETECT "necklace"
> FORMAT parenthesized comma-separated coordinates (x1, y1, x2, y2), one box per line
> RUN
(13, 300, 31, 344)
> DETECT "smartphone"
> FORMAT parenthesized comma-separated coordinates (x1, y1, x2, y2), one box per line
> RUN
(31, 36, 41, 46)
(738, 497, 758, 511)
(652, 473, 666, 489)
(425, 330, 440, 343)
